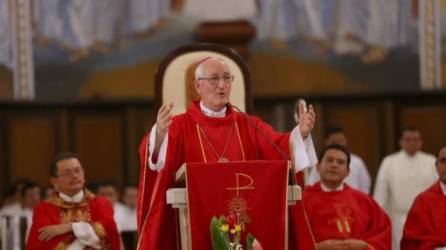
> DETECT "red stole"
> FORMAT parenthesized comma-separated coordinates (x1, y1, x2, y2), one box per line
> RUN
(136, 100, 316, 250)
(401, 182, 446, 250)
(26, 191, 120, 250)
(303, 183, 391, 250)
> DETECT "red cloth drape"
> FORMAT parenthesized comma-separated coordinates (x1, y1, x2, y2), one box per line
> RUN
(186, 161, 288, 249)
(401, 182, 446, 250)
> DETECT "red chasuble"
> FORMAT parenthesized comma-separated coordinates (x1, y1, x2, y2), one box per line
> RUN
(401, 181, 446, 250)
(303, 183, 391, 250)
(137, 100, 316, 250)
(26, 190, 120, 250)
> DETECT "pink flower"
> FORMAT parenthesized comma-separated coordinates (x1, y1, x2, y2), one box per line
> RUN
(252, 239, 263, 250)
(227, 213, 237, 227)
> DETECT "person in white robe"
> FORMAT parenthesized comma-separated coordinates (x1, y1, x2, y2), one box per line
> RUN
(373, 128, 438, 250)
(0, 0, 12, 69)
(308, 126, 371, 194)
(257, 0, 334, 47)
(127, 0, 169, 35)
(396, 0, 418, 49)
(0, 182, 41, 250)
(59, 0, 94, 60)
(93, 0, 117, 53)
(119, 186, 138, 232)
(96, 181, 131, 232)
(333, 0, 368, 56)
(440, 0, 446, 56)
(256, 0, 279, 40)
(182, 0, 256, 22)
(365, 0, 398, 49)
(361, 0, 398, 63)
(33, 0, 63, 45)
(295, 0, 335, 50)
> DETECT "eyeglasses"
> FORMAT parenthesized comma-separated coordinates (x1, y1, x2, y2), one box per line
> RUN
(57, 168, 84, 178)
(197, 75, 234, 86)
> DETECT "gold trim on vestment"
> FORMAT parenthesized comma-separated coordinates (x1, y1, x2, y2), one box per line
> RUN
(196, 121, 245, 162)
(196, 124, 207, 163)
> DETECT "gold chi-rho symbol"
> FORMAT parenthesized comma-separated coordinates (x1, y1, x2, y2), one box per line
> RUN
(226, 173, 255, 197)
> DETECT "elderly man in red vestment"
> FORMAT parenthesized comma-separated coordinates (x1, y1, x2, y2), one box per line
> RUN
(303, 144, 391, 250)
(137, 57, 318, 249)
(26, 152, 120, 250)
(401, 145, 446, 249)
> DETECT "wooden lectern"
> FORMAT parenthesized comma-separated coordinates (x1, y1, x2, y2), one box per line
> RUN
(166, 161, 301, 250)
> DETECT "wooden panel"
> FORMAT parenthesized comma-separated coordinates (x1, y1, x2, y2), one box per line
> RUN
(324, 104, 382, 181)
(253, 101, 295, 132)
(0, 112, 5, 196)
(126, 107, 154, 185)
(253, 102, 278, 129)
(72, 114, 124, 187)
(8, 116, 57, 187)
(400, 106, 446, 156)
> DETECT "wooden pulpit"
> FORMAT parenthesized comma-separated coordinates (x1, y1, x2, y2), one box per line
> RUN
(166, 160, 301, 250)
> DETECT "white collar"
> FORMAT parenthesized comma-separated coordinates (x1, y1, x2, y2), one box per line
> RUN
(440, 182, 446, 196)
(59, 190, 84, 203)
(200, 101, 226, 118)
(402, 150, 419, 158)
(321, 182, 344, 192)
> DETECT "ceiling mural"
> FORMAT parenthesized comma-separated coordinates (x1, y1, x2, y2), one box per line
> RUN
(0, 0, 445, 101)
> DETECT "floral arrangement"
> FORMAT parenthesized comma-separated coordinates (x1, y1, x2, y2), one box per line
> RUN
(210, 214, 262, 250)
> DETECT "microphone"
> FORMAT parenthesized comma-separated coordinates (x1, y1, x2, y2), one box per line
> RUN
(228, 103, 296, 185)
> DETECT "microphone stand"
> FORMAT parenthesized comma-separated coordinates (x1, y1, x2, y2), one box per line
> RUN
(229, 104, 296, 185)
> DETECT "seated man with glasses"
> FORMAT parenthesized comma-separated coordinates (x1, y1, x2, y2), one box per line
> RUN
(26, 152, 120, 250)
(137, 56, 319, 249)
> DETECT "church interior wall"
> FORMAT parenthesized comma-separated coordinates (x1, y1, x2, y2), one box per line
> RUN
(1, 94, 445, 199)
(2, 0, 446, 202)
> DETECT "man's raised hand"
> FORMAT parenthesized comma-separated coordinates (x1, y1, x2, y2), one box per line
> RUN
(297, 99, 316, 138)
(156, 103, 174, 139)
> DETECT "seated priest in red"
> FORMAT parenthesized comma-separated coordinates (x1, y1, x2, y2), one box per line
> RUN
(400, 145, 446, 250)
(26, 152, 120, 250)
(137, 57, 319, 250)
(303, 144, 391, 250)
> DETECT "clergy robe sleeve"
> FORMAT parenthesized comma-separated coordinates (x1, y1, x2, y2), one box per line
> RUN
(71, 222, 100, 249)
(401, 194, 446, 250)
(89, 197, 120, 250)
(290, 126, 317, 171)
(360, 199, 392, 250)
(26, 203, 74, 250)
(148, 124, 168, 171)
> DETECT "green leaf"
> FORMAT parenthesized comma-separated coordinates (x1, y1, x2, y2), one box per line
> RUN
(246, 233, 255, 250)
(210, 217, 230, 250)
(218, 215, 226, 224)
